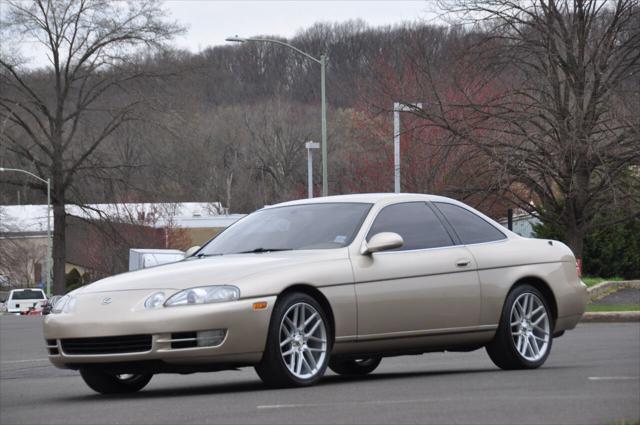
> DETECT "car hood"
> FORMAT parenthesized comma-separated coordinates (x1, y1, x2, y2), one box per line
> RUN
(72, 251, 346, 295)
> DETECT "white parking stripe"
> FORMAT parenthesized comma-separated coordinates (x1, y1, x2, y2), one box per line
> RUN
(257, 399, 437, 409)
(588, 376, 639, 381)
(1, 358, 49, 365)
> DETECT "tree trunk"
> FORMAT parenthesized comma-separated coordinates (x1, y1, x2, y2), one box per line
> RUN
(52, 198, 66, 295)
(565, 225, 585, 261)
(225, 173, 233, 213)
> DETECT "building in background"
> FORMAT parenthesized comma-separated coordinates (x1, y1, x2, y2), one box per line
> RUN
(0, 203, 245, 290)
(498, 210, 541, 238)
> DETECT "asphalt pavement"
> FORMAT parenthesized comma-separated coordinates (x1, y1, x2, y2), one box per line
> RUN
(1, 316, 638, 425)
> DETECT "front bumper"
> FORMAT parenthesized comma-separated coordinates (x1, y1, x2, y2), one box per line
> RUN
(43, 294, 276, 369)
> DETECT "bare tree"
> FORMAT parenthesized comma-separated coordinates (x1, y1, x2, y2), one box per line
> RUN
(0, 0, 182, 294)
(410, 0, 640, 258)
(242, 99, 317, 204)
(0, 207, 46, 287)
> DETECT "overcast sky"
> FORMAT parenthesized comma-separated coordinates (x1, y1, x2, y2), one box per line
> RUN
(2, 0, 440, 68)
(165, 0, 439, 53)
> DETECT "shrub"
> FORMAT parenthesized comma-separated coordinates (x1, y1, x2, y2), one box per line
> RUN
(533, 217, 640, 279)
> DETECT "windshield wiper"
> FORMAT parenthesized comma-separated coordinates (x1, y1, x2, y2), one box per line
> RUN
(195, 252, 224, 258)
(234, 248, 293, 254)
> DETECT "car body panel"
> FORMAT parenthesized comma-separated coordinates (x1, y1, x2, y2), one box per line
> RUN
(465, 237, 587, 329)
(351, 246, 481, 337)
(43, 193, 588, 372)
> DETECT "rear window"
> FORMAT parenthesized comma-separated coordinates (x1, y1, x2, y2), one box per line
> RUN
(11, 290, 45, 300)
(435, 202, 506, 245)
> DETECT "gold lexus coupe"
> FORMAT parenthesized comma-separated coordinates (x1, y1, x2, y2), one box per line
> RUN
(43, 194, 589, 394)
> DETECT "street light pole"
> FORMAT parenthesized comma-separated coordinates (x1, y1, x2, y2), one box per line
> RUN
(226, 36, 329, 196)
(393, 102, 422, 193)
(320, 55, 328, 197)
(305, 141, 320, 198)
(0, 167, 52, 296)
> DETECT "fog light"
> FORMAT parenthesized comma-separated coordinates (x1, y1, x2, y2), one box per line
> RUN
(197, 329, 226, 347)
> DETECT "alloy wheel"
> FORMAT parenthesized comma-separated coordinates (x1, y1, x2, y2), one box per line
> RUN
(279, 302, 328, 379)
(510, 292, 550, 361)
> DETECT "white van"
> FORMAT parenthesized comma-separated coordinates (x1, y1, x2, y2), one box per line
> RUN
(6, 288, 47, 314)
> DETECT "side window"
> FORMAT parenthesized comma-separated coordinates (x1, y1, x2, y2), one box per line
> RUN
(367, 202, 454, 251)
(435, 202, 506, 244)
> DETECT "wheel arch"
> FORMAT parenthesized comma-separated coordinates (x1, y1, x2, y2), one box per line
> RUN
(509, 276, 558, 321)
(277, 284, 336, 339)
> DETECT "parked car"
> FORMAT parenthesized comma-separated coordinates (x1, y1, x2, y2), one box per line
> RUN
(43, 194, 589, 394)
(42, 295, 63, 315)
(7, 288, 47, 315)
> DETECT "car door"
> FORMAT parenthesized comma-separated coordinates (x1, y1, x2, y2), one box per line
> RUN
(432, 202, 510, 326)
(352, 202, 482, 339)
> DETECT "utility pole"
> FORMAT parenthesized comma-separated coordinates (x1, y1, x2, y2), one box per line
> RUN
(393, 102, 422, 193)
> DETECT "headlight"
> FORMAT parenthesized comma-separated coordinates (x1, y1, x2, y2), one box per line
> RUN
(144, 291, 165, 309)
(164, 285, 240, 307)
(51, 295, 76, 314)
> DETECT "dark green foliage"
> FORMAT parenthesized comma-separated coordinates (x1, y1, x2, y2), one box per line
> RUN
(81, 272, 92, 285)
(534, 217, 640, 279)
(65, 268, 83, 292)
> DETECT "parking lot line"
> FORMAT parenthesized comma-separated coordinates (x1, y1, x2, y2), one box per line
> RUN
(257, 399, 433, 409)
(0, 358, 49, 365)
(588, 376, 639, 381)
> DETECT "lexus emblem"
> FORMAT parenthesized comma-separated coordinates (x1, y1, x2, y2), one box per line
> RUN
(101, 297, 113, 305)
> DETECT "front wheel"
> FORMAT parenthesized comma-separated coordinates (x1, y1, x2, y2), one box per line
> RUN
(79, 369, 152, 394)
(255, 292, 332, 387)
(486, 284, 554, 370)
(329, 356, 382, 376)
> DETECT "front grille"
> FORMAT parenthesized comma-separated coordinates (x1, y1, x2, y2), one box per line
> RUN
(61, 334, 152, 355)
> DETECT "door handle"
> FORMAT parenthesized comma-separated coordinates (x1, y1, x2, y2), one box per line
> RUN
(455, 259, 471, 267)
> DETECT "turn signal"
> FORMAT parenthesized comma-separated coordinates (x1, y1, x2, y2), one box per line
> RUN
(252, 301, 268, 310)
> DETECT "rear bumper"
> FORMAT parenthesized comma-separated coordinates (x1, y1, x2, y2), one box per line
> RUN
(43, 296, 276, 369)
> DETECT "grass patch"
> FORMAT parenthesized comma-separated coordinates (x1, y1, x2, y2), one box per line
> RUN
(586, 304, 640, 312)
(582, 276, 625, 287)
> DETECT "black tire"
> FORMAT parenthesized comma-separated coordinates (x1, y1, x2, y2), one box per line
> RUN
(486, 284, 554, 370)
(329, 356, 382, 376)
(255, 292, 332, 388)
(79, 369, 152, 394)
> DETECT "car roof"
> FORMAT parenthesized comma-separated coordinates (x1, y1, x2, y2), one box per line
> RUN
(10, 288, 45, 292)
(268, 193, 461, 208)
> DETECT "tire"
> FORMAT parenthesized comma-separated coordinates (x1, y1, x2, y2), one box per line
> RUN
(486, 284, 554, 370)
(79, 369, 152, 394)
(255, 292, 332, 387)
(329, 356, 382, 376)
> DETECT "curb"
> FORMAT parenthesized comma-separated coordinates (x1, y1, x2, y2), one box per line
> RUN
(581, 312, 640, 322)
(581, 280, 640, 322)
(587, 280, 640, 300)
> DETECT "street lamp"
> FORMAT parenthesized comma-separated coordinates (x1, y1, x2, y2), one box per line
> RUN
(393, 102, 422, 193)
(0, 167, 52, 296)
(226, 35, 329, 197)
(305, 141, 320, 198)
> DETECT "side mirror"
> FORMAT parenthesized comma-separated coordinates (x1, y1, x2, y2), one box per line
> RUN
(360, 232, 404, 255)
(184, 246, 201, 257)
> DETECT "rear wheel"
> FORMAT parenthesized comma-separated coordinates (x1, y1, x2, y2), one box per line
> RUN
(329, 356, 382, 376)
(486, 284, 553, 370)
(255, 292, 331, 387)
(79, 369, 152, 394)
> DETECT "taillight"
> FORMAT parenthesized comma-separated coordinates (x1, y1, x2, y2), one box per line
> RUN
(576, 258, 582, 277)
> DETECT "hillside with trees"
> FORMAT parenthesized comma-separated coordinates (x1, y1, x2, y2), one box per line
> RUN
(1, 0, 638, 292)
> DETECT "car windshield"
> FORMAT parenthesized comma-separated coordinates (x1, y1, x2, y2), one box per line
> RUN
(198, 203, 372, 256)
(11, 290, 45, 300)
